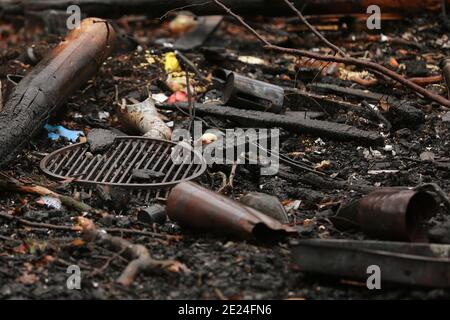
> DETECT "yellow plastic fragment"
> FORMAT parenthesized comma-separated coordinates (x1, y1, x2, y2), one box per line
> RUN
(164, 52, 182, 73)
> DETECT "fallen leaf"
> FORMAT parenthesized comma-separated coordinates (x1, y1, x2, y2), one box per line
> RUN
(71, 238, 85, 246)
(314, 160, 332, 171)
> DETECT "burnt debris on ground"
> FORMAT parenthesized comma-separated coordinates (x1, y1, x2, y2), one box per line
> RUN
(1, 1, 450, 299)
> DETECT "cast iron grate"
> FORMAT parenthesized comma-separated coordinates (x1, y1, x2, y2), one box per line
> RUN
(40, 136, 207, 200)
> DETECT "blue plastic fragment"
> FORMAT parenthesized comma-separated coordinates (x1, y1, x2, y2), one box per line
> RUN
(44, 124, 84, 142)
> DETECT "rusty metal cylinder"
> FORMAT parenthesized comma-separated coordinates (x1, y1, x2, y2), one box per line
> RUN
(357, 188, 438, 242)
(166, 181, 295, 241)
(222, 72, 285, 114)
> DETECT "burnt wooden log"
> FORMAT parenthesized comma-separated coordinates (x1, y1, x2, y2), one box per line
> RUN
(307, 83, 425, 128)
(160, 102, 384, 145)
(1, 0, 447, 18)
(278, 168, 376, 194)
(0, 18, 116, 167)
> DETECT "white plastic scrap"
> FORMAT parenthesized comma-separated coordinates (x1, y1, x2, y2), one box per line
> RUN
(362, 147, 385, 159)
(284, 200, 302, 212)
(383, 144, 396, 156)
(314, 138, 325, 146)
(237, 56, 267, 65)
(368, 170, 399, 175)
(152, 93, 169, 104)
(97, 111, 110, 121)
(383, 145, 393, 152)
(380, 34, 389, 42)
(37, 196, 62, 210)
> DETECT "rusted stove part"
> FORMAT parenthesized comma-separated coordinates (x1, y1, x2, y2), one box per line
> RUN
(40, 136, 207, 190)
(440, 58, 450, 99)
(414, 183, 450, 214)
(223, 72, 285, 114)
(137, 204, 167, 225)
(166, 181, 296, 241)
(291, 239, 450, 288)
(240, 192, 289, 224)
(358, 188, 437, 242)
(212, 69, 285, 114)
(212, 68, 233, 83)
(335, 188, 438, 242)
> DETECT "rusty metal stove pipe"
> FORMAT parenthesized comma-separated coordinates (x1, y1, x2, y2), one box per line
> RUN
(357, 188, 438, 242)
(166, 181, 296, 241)
(223, 72, 285, 114)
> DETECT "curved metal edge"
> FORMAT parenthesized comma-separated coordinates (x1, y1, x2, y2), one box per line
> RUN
(40, 136, 207, 189)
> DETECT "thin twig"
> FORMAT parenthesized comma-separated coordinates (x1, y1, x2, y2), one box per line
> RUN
(0, 211, 79, 231)
(212, 0, 450, 108)
(175, 50, 209, 83)
(0, 234, 17, 242)
(89, 247, 127, 277)
(218, 155, 242, 193)
(104, 227, 182, 241)
(0, 172, 93, 213)
(0, 80, 3, 112)
(78, 218, 189, 286)
(0, 210, 178, 241)
(361, 100, 392, 131)
(185, 69, 195, 133)
(208, 171, 228, 191)
(282, 0, 346, 57)
(159, 0, 213, 20)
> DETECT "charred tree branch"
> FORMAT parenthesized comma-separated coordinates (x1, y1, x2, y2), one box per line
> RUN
(0, 18, 116, 167)
(78, 217, 189, 286)
(0, 172, 94, 213)
(213, 0, 450, 109)
(282, 0, 347, 57)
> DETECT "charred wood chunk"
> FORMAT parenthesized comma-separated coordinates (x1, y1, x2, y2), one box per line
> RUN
(0, 18, 116, 167)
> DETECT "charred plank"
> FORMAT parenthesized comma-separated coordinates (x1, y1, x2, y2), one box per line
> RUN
(0, 18, 116, 167)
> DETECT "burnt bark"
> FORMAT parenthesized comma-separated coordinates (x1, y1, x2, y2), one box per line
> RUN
(0, 18, 115, 167)
(161, 102, 385, 145)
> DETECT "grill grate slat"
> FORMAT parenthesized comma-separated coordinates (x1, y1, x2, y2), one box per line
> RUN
(116, 141, 148, 183)
(107, 140, 140, 183)
(40, 137, 206, 192)
(100, 140, 134, 182)
(124, 141, 156, 183)
(66, 149, 88, 176)
(92, 141, 125, 182)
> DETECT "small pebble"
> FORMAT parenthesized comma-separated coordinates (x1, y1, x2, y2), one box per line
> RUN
(420, 151, 435, 162)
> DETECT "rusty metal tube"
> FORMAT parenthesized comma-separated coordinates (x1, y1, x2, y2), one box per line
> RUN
(292, 239, 450, 288)
(166, 181, 296, 241)
(223, 72, 285, 114)
(357, 188, 438, 242)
